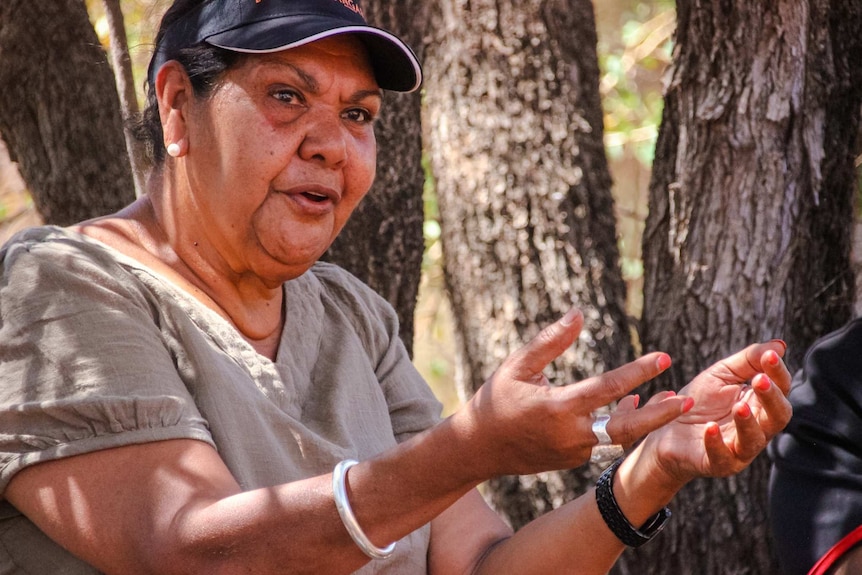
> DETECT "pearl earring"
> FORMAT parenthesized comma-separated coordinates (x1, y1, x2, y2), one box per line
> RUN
(166, 143, 182, 157)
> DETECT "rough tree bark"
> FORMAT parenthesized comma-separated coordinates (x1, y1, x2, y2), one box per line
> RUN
(323, 0, 428, 354)
(423, 0, 632, 528)
(0, 0, 135, 225)
(632, 1, 862, 573)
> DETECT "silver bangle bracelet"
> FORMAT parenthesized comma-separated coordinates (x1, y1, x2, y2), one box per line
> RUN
(332, 459, 396, 560)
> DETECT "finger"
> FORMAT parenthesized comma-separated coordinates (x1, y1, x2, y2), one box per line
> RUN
(614, 394, 641, 414)
(759, 350, 792, 396)
(563, 352, 673, 410)
(608, 397, 642, 450)
(502, 309, 583, 382)
(730, 401, 766, 461)
(704, 422, 736, 473)
(708, 340, 788, 384)
(750, 374, 794, 436)
(588, 395, 692, 446)
(641, 390, 678, 407)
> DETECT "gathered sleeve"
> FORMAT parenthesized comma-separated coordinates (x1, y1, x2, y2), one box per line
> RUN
(0, 231, 213, 495)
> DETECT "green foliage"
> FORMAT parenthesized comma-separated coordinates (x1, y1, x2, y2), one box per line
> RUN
(421, 152, 442, 272)
(599, 2, 675, 165)
(594, 1, 676, 322)
(86, 0, 165, 105)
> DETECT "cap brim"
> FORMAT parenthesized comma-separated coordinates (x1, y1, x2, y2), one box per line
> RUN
(206, 18, 422, 93)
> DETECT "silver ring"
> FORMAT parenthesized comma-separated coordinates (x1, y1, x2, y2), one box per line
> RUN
(592, 414, 613, 446)
(590, 413, 624, 463)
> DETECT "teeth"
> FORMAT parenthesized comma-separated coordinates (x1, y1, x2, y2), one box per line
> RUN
(303, 192, 327, 202)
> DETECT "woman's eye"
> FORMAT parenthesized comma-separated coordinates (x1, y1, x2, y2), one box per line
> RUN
(271, 88, 302, 104)
(343, 108, 375, 124)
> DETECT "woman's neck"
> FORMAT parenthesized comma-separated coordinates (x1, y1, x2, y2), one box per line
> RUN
(72, 196, 285, 360)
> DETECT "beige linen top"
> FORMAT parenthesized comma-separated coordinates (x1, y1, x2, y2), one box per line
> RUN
(0, 226, 442, 574)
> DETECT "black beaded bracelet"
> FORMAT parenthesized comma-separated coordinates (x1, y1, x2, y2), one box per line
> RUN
(595, 458, 671, 547)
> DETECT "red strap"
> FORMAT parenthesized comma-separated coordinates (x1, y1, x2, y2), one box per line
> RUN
(808, 525, 862, 575)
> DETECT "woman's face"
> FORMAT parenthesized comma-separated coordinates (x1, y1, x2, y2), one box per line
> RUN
(176, 35, 381, 284)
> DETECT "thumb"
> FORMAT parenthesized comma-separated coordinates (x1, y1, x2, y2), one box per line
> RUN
(709, 340, 788, 383)
(503, 309, 583, 382)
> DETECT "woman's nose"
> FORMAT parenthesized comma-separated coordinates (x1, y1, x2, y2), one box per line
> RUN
(297, 111, 348, 167)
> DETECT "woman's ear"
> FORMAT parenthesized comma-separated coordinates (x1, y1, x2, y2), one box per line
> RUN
(155, 61, 192, 157)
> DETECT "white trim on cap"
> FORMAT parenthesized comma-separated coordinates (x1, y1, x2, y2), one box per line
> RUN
(207, 25, 422, 92)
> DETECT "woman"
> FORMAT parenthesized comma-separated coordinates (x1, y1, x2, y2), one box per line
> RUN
(0, 0, 792, 573)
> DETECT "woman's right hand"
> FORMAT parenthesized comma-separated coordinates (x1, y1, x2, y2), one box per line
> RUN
(626, 340, 792, 490)
(453, 309, 693, 478)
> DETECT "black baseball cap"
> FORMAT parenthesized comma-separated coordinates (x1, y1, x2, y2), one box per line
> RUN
(147, 0, 422, 93)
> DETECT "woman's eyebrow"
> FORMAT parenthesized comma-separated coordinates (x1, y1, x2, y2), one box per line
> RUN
(258, 59, 383, 103)
(282, 62, 319, 93)
(349, 89, 384, 104)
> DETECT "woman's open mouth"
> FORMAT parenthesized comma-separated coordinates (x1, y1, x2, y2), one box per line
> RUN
(302, 191, 329, 203)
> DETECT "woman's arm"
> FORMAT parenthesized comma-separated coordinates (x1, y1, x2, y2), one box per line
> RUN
(7, 432, 482, 575)
(428, 340, 792, 575)
(6, 310, 691, 575)
(5, 310, 791, 575)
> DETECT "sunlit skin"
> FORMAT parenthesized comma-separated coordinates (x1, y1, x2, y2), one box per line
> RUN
(4, 32, 795, 575)
(75, 35, 381, 355)
(168, 37, 381, 285)
(833, 547, 862, 574)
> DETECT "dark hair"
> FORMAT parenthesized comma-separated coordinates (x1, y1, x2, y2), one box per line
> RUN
(131, 0, 243, 165)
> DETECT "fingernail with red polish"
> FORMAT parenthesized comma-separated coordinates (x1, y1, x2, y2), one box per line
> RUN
(754, 374, 772, 391)
(737, 402, 752, 418)
(656, 353, 672, 371)
(706, 422, 721, 437)
(765, 350, 780, 367)
(632, 395, 641, 408)
(682, 397, 695, 413)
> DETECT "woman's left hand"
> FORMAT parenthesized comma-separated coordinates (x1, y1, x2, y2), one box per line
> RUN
(635, 340, 793, 486)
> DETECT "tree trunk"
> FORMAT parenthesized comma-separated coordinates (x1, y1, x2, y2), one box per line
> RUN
(423, 0, 631, 528)
(102, 0, 147, 197)
(0, 0, 135, 225)
(323, 0, 428, 355)
(634, 1, 862, 573)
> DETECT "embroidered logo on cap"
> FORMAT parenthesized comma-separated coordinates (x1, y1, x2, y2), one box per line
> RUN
(252, 0, 362, 16)
(334, 0, 364, 17)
